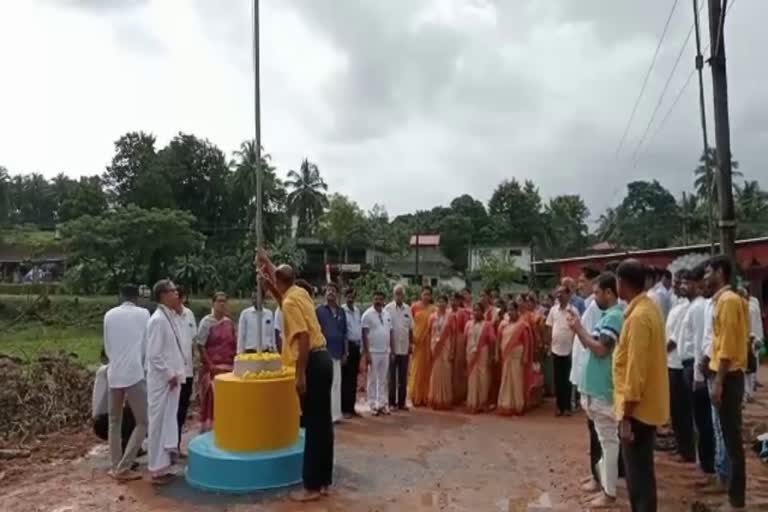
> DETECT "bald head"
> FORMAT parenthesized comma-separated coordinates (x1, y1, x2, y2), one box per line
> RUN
(275, 264, 295, 293)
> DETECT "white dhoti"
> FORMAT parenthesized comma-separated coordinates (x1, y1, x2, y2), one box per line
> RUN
(145, 305, 187, 476)
(147, 379, 181, 474)
(367, 353, 390, 411)
(332, 359, 342, 423)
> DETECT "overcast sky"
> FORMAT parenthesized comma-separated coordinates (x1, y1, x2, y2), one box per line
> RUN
(0, 0, 765, 220)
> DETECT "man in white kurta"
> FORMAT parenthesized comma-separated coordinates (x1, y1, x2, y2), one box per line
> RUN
(146, 280, 187, 481)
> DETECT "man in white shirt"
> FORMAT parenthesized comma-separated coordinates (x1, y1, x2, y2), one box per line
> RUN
(362, 290, 394, 415)
(175, 287, 197, 453)
(569, 267, 603, 489)
(237, 290, 276, 353)
(680, 265, 715, 475)
(103, 284, 150, 481)
(342, 288, 363, 418)
(742, 287, 764, 402)
(648, 267, 672, 322)
(546, 285, 579, 416)
(91, 351, 138, 457)
(666, 272, 694, 463)
(146, 279, 187, 484)
(386, 285, 413, 411)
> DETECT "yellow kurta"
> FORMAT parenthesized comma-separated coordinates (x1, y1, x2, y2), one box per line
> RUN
(409, 302, 436, 407)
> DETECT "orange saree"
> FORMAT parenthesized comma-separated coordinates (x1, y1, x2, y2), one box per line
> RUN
(452, 307, 472, 405)
(428, 311, 455, 410)
(465, 320, 496, 413)
(408, 302, 436, 407)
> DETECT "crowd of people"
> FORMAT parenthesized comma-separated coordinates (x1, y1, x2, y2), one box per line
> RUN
(91, 249, 764, 509)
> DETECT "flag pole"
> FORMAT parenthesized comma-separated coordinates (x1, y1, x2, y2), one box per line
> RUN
(253, 0, 264, 350)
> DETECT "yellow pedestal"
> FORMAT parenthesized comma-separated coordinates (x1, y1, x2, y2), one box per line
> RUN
(213, 371, 299, 452)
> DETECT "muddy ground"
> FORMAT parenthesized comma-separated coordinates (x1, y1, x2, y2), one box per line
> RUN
(3, 389, 768, 511)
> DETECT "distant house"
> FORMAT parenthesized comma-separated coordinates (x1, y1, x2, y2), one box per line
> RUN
(468, 244, 532, 273)
(296, 237, 387, 286)
(386, 234, 466, 290)
(0, 243, 67, 283)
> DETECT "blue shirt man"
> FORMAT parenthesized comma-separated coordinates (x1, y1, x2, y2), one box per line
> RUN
(316, 289, 348, 361)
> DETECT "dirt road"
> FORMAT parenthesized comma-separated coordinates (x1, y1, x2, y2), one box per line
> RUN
(3, 394, 768, 511)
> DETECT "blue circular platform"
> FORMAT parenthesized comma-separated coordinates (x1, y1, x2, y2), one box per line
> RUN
(185, 430, 305, 493)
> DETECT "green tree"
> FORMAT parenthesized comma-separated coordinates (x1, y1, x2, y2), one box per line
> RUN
(615, 180, 680, 249)
(693, 147, 741, 202)
(103, 131, 168, 208)
(229, 140, 287, 244)
(155, 133, 231, 232)
(488, 179, 543, 244)
(735, 180, 768, 238)
(595, 207, 621, 243)
(318, 194, 369, 262)
(8, 173, 56, 225)
(286, 158, 328, 237)
(541, 195, 590, 257)
(0, 166, 10, 225)
(60, 205, 204, 291)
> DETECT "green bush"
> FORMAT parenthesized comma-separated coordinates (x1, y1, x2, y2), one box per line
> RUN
(0, 283, 62, 296)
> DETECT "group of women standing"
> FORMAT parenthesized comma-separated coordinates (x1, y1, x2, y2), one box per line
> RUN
(408, 288, 545, 416)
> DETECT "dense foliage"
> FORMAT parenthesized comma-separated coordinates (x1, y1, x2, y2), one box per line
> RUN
(2, 132, 767, 296)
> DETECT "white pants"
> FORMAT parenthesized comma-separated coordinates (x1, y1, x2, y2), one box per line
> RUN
(367, 353, 390, 411)
(581, 395, 619, 498)
(332, 359, 342, 423)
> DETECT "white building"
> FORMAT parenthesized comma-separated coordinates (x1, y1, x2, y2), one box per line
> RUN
(468, 245, 532, 273)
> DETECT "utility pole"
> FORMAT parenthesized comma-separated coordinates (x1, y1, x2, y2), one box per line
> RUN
(252, 0, 264, 348)
(706, 0, 736, 264)
(692, 0, 715, 255)
(682, 191, 689, 245)
(414, 216, 421, 286)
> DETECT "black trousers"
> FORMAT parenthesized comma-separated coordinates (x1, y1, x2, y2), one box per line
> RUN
(622, 418, 657, 512)
(717, 371, 746, 508)
(689, 369, 716, 475)
(93, 406, 135, 453)
(389, 354, 409, 409)
(588, 419, 601, 482)
(552, 354, 572, 413)
(177, 377, 194, 449)
(300, 349, 334, 491)
(341, 343, 361, 414)
(669, 366, 695, 461)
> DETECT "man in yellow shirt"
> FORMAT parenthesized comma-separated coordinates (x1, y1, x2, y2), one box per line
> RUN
(613, 259, 669, 512)
(257, 251, 332, 503)
(705, 255, 748, 509)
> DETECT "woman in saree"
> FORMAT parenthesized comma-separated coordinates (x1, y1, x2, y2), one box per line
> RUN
(408, 286, 436, 407)
(488, 298, 508, 408)
(196, 292, 237, 432)
(497, 302, 536, 415)
(465, 303, 496, 413)
(452, 292, 471, 406)
(427, 295, 454, 410)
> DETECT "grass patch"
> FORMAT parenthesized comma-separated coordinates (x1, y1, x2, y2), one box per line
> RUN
(0, 324, 102, 367)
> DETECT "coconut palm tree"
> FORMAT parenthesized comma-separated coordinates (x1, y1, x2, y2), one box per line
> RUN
(229, 140, 287, 242)
(693, 147, 741, 202)
(735, 180, 768, 238)
(285, 158, 328, 237)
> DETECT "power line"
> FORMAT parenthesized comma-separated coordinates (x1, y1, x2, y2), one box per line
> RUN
(630, 21, 697, 165)
(638, 0, 738, 151)
(614, 0, 681, 158)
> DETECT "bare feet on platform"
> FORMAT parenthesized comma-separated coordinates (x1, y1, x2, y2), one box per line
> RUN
(290, 490, 322, 502)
